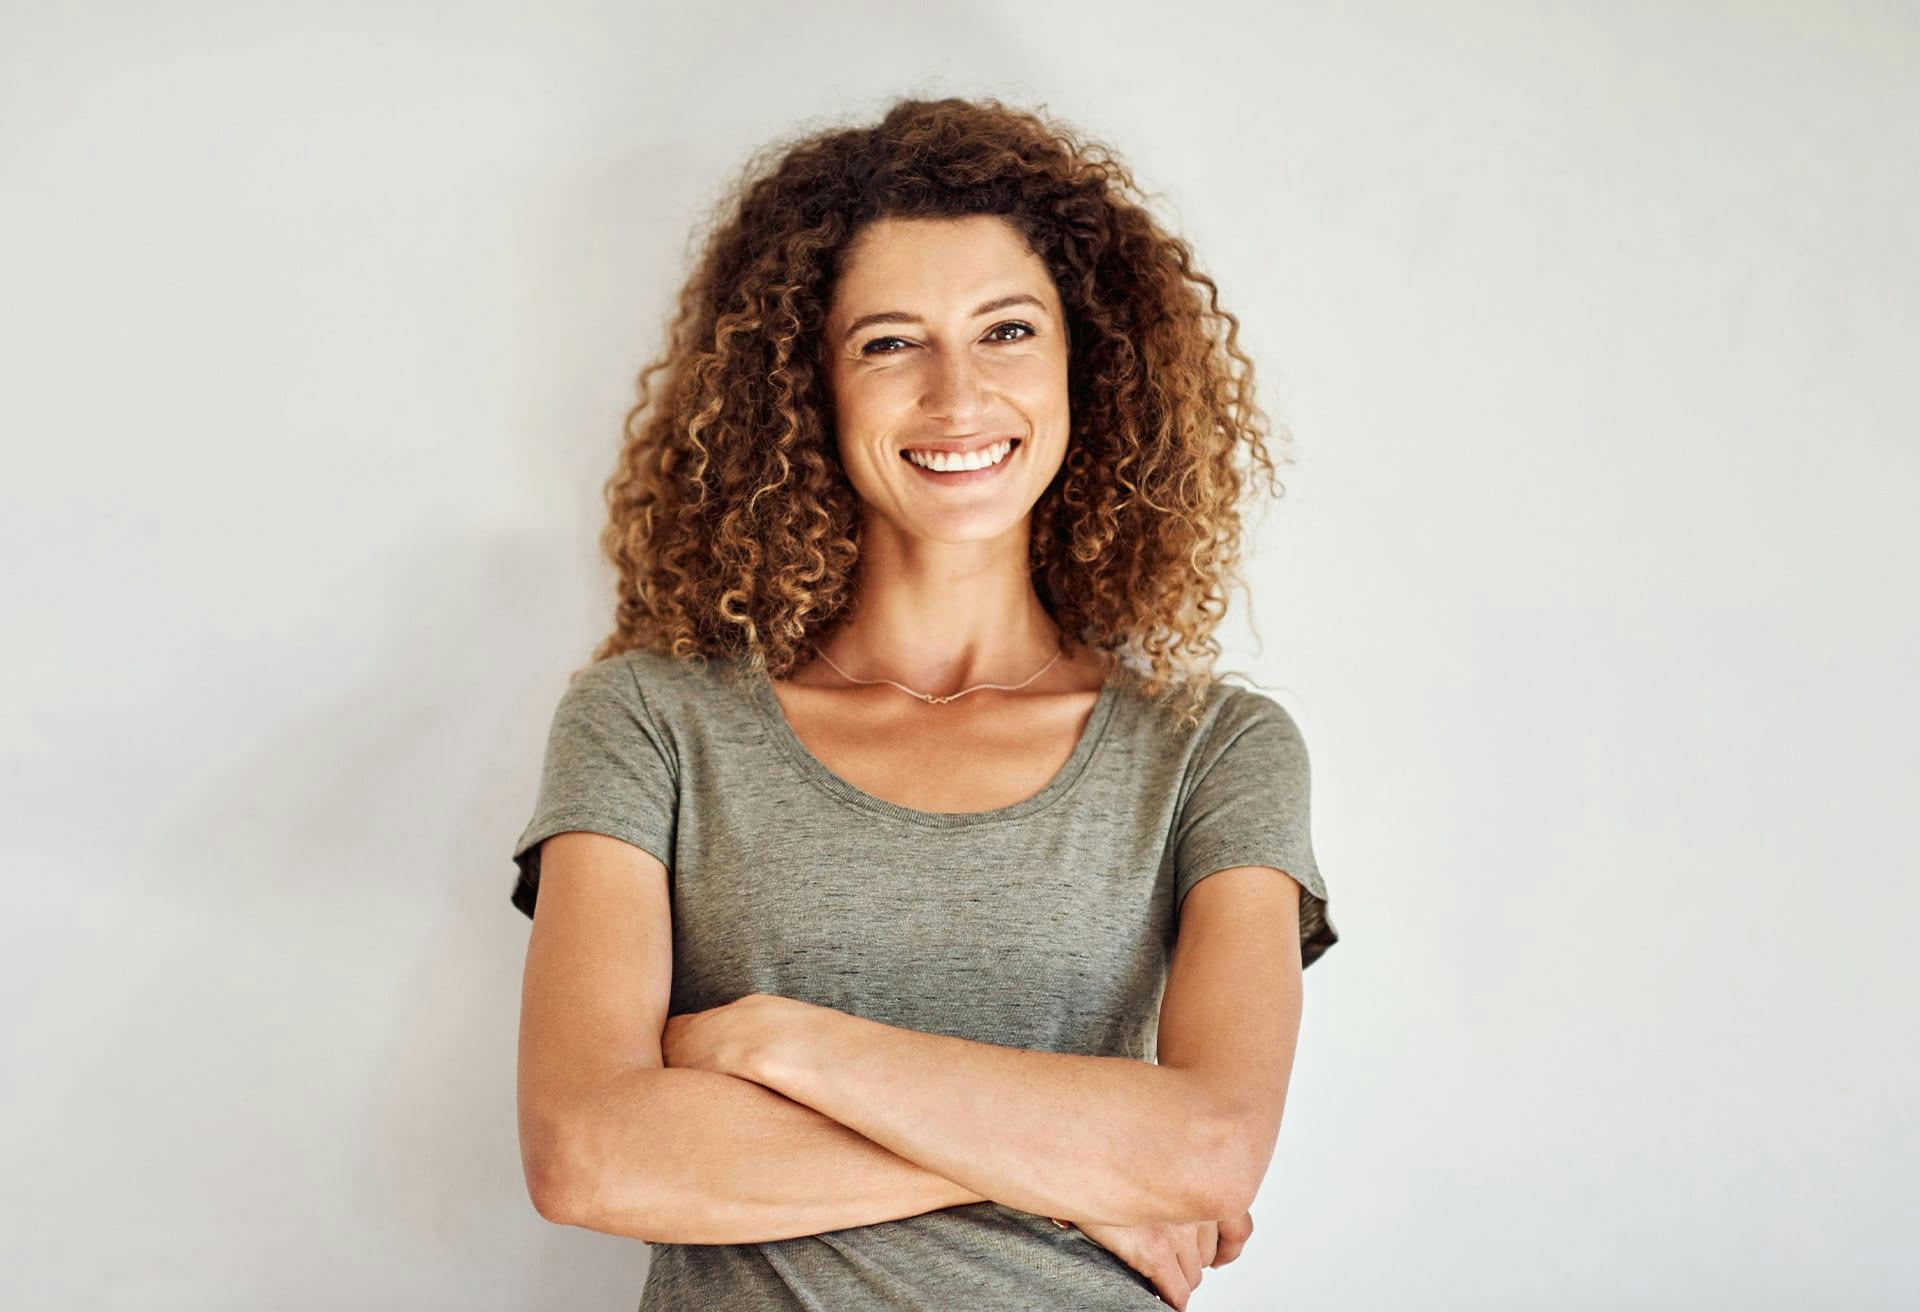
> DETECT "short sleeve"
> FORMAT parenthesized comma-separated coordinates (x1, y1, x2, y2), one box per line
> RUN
(508, 654, 679, 919)
(1173, 688, 1338, 968)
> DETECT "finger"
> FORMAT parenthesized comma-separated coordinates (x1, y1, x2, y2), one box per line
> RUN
(1155, 1237, 1199, 1309)
(1213, 1212, 1252, 1266)
(1149, 1273, 1193, 1311)
(1173, 1238, 1205, 1290)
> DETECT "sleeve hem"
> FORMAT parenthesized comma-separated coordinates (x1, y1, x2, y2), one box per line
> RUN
(1175, 857, 1339, 970)
(1178, 849, 1327, 903)
(509, 809, 674, 920)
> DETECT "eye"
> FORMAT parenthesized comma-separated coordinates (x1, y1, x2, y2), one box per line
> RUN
(859, 322, 1038, 357)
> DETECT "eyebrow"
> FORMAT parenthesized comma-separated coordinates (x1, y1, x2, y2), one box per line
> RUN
(841, 293, 1050, 342)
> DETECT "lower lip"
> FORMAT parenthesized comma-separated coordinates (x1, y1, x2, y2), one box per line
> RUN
(900, 440, 1021, 485)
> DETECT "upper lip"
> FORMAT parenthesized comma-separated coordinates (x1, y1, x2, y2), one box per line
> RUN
(900, 434, 1022, 456)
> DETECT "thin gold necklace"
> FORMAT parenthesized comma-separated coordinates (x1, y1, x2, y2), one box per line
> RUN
(809, 638, 1066, 705)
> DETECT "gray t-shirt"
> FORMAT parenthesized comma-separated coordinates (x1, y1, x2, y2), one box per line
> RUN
(510, 645, 1336, 1310)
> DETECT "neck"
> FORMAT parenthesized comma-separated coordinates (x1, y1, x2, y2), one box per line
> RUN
(809, 528, 1067, 690)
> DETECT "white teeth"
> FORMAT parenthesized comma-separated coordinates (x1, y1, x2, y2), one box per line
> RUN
(904, 439, 1014, 472)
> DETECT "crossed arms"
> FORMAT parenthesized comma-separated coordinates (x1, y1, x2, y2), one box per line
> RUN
(517, 832, 1306, 1245)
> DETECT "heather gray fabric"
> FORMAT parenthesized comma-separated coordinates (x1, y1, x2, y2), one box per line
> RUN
(510, 645, 1336, 1311)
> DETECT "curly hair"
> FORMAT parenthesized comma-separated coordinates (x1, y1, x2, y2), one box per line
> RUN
(584, 94, 1295, 730)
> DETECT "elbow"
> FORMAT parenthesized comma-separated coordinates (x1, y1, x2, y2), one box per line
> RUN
(521, 1107, 599, 1227)
(1188, 1107, 1268, 1222)
(526, 1159, 588, 1228)
(520, 1069, 677, 1241)
(1131, 1109, 1254, 1225)
(522, 1103, 672, 1242)
(1200, 1168, 1257, 1224)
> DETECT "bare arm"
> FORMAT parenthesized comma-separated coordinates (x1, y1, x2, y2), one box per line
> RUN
(520, 832, 992, 1244)
(680, 865, 1309, 1240)
(549, 1063, 991, 1244)
(1156, 866, 1308, 1217)
(522, 833, 1222, 1240)
(709, 996, 1238, 1229)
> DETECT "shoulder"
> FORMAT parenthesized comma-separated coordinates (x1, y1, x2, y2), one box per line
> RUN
(585, 645, 754, 739)
(541, 656, 650, 744)
(1109, 673, 1303, 762)
(1186, 682, 1313, 786)
(1189, 679, 1306, 749)
(614, 644, 738, 688)
(1217, 684, 1306, 741)
(548, 649, 681, 726)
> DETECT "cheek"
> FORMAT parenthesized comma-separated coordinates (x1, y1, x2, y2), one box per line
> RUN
(1003, 350, 1069, 395)
(1009, 376, 1071, 431)
(830, 370, 912, 429)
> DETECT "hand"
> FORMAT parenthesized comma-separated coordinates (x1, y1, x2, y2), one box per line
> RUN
(1064, 1210, 1253, 1309)
(659, 992, 789, 1079)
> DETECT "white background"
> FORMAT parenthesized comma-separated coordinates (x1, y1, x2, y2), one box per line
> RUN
(3, 1, 1914, 1307)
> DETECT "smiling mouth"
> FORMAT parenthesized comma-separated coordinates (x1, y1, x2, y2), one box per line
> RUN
(899, 438, 1022, 478)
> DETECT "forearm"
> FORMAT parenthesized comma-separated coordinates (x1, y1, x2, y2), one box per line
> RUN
(749, 1001, 1231, 1228)
(558, 1065, 988, 1244)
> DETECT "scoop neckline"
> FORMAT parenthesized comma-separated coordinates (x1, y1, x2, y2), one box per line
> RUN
(743, 660, 1122, 828)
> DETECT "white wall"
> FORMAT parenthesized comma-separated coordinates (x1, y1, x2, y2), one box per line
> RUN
(3, 1, 1913, 1306)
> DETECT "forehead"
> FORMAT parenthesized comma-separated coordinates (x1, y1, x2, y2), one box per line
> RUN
(831, 215, 1055, 316)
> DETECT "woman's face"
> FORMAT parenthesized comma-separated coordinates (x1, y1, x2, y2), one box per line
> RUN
(822, 215, 1071, 545)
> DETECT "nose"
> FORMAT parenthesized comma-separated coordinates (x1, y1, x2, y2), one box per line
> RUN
(920, 346, 992, 425)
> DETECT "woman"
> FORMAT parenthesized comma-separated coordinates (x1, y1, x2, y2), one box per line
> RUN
(509, 96, 1338, 1311)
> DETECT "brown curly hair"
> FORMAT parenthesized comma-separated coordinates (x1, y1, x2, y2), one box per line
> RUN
(584, 95, 1295, 729)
